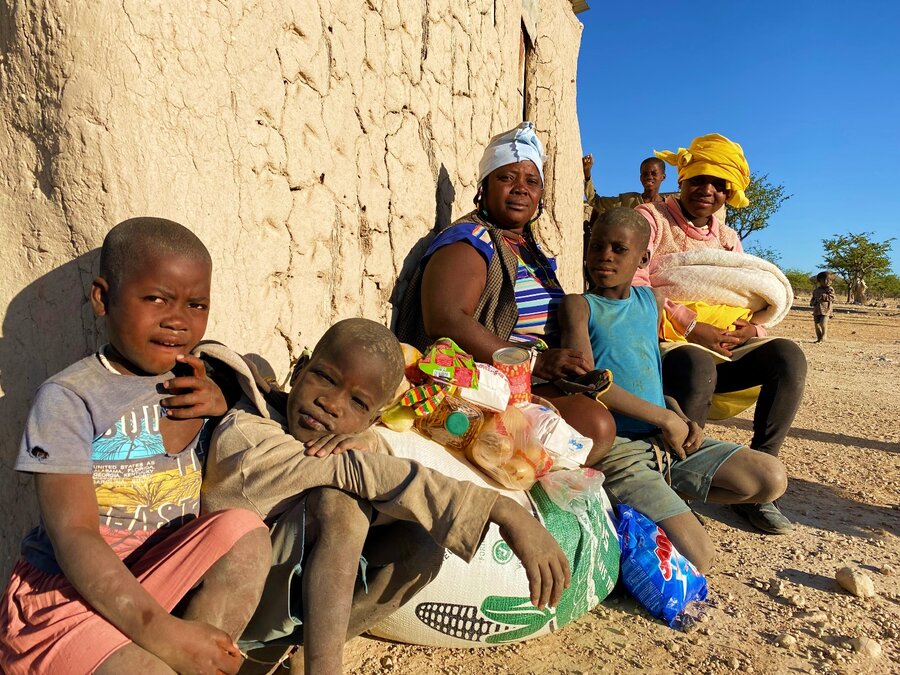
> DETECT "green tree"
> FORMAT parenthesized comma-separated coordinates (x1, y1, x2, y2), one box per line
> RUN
(868, 272, 900, 300)
(725, 173, 792, 241)
(783, 268, 814, 295)
(745, 243, 782, 266)
(821, 232, 894, 303)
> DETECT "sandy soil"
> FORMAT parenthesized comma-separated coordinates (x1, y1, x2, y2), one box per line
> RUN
(327, 302, 900, 674)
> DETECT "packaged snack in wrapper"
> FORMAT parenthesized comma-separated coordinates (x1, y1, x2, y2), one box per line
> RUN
(456, 363, 511, 413)
(466, 406, 552, 490)
(418, 338, 479, 388)
(517, 401, 593, 470)
(398, 383, 451, 415)
(617, 504, 708, 627)
(380, 383, 451, 433)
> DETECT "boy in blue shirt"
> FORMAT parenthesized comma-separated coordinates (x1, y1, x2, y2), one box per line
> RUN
(559, 208, 788, 572)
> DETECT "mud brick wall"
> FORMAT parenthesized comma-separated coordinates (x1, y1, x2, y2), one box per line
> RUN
(0, 0, 585, 574)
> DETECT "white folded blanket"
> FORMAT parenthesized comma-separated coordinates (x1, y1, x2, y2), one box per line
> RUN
(650, 249, 793, 328)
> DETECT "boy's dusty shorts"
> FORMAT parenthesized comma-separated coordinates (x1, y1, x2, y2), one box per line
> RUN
(600, 435, 743, 523)
(0, 509, 266, 675)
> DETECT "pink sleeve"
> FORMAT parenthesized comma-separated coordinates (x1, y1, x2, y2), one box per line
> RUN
(631, 206, 657, 287)
(724, 219, 744, 253)
(663, 299, 698, 335)
(632, 206, 697, 333)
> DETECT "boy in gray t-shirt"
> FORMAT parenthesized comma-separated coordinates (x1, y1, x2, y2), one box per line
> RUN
(0, 218, 270, 675)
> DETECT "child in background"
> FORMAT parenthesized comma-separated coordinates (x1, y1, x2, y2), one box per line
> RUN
(201, 318, 570, 674)
(0, 218, 271, 675)
(559, 208, 789, 572)
(811, 271, 835, 342)
(582, 154, 668, 217)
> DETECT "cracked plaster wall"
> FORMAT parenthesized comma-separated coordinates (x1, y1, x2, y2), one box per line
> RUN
(0, 0, 584, 574)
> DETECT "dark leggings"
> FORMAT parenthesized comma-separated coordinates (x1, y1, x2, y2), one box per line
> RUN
(661, 339, 807, 456)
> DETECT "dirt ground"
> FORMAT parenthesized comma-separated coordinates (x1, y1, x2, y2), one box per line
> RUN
(328, 301, 899, 674)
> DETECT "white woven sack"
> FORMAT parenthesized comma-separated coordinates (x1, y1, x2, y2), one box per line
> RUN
(370, 428, 619, 647)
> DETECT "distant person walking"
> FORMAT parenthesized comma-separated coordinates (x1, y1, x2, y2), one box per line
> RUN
(811, 271, 835, 342)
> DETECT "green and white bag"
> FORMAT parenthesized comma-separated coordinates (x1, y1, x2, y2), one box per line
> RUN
(370, 428, 620, 647)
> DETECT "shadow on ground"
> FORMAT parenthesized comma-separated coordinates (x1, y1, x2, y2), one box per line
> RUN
(784, 477, 899, 537)
(715, 416, 899, 454)
(695, 477, 898, 541)
(775, 568, 839, 594)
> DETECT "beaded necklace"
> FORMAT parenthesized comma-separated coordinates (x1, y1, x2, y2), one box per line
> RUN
(96, 345, 122, 375)
(477, 205, 559, 289)
(498, 234, 560, 289)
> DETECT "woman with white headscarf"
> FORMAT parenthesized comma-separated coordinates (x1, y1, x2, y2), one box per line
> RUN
(396, 122, 617, 464)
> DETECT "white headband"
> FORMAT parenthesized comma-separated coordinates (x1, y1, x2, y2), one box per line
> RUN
(477, 121, 545, 185)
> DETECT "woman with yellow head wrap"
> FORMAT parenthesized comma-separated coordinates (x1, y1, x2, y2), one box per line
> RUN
(630, 132, 752, 288)
(630, 133, 807, 536)
(655, 133, 751, 209)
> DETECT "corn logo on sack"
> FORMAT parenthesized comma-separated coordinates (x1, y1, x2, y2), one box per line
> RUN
(369, 428, 620, 647)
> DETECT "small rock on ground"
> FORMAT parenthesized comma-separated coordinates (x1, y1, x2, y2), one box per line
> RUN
(835, 566, 876, 598)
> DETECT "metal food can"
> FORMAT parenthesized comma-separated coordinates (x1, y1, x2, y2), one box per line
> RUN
(492, 347, 532, 405)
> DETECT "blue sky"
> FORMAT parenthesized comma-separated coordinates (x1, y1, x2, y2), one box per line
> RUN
(576, 1, 899, 274)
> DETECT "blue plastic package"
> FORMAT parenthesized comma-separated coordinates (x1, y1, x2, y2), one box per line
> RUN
(616, 504, 707, 626)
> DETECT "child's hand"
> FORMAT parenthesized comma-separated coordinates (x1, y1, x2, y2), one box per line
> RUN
(683, 420, 704, 455)
(686, 322, 738, 357)
(723, 318, 756, 346)
(660, 403, 704, 459)
(659, 411, 690, 460)
(533, 348, 589, 381)
(582, 154, 594, 180)
(304, 432, 376, 457)
(148, 616, 243, 675)
(161, 354, 228, 419)
(491, 496, 571, 609)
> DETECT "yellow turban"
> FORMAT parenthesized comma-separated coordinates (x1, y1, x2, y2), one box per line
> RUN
(655, 133, 751, 208)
